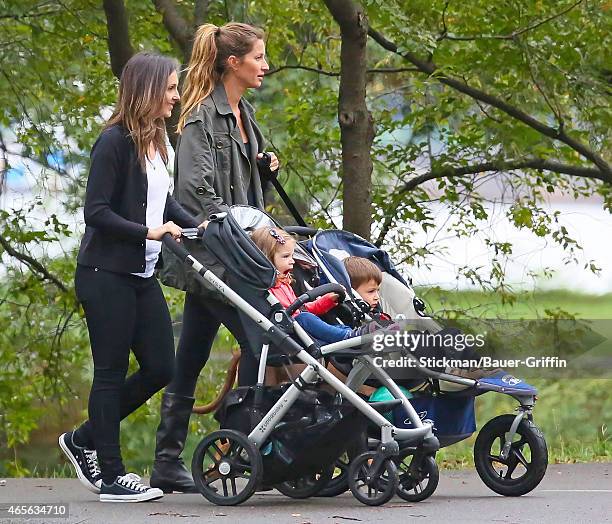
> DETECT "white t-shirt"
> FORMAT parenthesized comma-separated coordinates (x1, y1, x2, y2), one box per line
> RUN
(132, 151, 170, 278)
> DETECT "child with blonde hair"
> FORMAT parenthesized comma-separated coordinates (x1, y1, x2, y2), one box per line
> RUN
(250, 227, 388, 343)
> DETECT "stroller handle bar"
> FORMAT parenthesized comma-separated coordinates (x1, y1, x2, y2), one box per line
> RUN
(284, 225, 319, 237)
(162, 232, 191, 262)
(285, 283, 346, 316)
(180, 227, 206, 240)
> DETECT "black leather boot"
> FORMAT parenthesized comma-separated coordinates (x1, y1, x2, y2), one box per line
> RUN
(150, 392, 198, 493)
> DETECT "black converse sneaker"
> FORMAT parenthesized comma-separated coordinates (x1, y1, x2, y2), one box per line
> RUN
(99, 474, 164, 503)
(58, 432, 102, 493)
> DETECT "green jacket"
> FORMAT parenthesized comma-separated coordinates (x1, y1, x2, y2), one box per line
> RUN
(159, 83, 267, 297)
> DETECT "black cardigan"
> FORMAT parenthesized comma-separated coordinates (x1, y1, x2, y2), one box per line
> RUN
(77, 124, 199, 274)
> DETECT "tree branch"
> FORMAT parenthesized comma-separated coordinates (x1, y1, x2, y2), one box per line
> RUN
(266, 64, 420, 77)
(267, 65, 340, 77)
(193, 0, 209, 27)
(440, 0, 583, 41)
(152, 0, 192, 58)
(0, 235, 68, 292)
(367, 27, 611, 176)
(0, 9, 62, 20)
(374, 158, 608, 246)
(102, 0, 134, 79)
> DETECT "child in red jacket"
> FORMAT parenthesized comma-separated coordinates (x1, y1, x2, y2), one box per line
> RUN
(250, 227, 385, 343)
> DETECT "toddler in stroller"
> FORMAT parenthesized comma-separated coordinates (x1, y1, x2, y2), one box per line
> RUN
(250, 226, 395, 344)
(162, 207, 441, 506)
(302, 226, 548, 499)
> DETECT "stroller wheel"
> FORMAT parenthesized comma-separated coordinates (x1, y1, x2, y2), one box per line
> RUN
(191, 429, 262, 506)
(317, 452, 350, 497)
(475, 414, 548, 496)
(395, 454, 438, 502)
(348, 451, 398, 506)
(274, 464, 334, 499)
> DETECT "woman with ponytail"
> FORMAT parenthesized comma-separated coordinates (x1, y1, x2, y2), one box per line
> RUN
(153, 22, 279, 494)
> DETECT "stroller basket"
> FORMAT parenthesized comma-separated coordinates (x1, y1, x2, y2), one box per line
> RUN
(393, 394, 476, 448)
(216, 384, 367, 485)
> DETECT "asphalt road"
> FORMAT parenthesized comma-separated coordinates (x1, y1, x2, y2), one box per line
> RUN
(0, 463, 610, 524)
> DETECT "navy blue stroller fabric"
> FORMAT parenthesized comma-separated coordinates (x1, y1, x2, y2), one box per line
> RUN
(309, 230, 409, 289)
(395, 395, 477, 448)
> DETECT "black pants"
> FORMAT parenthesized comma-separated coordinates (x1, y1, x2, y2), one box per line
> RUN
(167, 292, 259, 397)
(72, 265, 174, 483)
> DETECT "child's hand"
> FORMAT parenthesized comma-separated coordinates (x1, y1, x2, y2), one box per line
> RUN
(324, 292, 340, 304)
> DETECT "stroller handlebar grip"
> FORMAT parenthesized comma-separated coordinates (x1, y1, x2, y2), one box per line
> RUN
(286, 283, 346, 316)
(256, 152, 273, 175)
(284, 226, 319, 237)
(162, 233, 191, 262)
(180, 227, 205, 240)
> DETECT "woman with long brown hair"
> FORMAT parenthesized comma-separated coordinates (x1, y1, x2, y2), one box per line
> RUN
(153, 22, 279, 493)
(59, 52, 202, 503)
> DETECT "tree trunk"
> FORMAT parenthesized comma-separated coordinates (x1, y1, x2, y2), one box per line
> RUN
(323, 0, 374, 239)
(102, 0, 134, 79)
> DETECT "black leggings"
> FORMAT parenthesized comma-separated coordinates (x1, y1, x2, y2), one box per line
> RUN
(72, 265, 174, 483)
(167, 292, 259, 397)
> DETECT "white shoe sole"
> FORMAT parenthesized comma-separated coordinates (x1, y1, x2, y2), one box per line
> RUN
(100, 490, 164, 503)
(58, 434, 101, 494)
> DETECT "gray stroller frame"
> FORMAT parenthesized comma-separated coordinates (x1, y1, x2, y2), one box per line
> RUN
(162, 229, 439, 507)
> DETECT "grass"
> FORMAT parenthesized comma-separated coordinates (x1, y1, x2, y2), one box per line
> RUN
(419, 288, 612, 467)
(419, 288, 612, 320)
(3, 289, 611, 477)
(436, 378, 611, 469)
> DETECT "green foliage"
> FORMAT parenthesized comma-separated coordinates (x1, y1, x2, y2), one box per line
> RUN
(1, 0, 610, 475)
(438, 378, 612, 468)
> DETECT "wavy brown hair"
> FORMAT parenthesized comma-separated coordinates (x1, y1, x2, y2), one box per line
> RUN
(177, 22, 264, 133)
(105, 52, 179, 169)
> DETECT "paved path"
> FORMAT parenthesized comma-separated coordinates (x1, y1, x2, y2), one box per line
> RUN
(0, 463, 611, 524)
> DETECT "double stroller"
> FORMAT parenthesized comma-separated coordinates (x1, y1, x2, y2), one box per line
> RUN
(163, 205, 548, 506)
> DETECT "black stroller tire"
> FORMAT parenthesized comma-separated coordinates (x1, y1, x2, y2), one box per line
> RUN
(395, 454, 438, 502)
(317, 452, 350, 497)
(348, 451, 398, 506)
(274, 464, 334, 499)
(191, 429, 263, 506)
(474, 414, 548, 497)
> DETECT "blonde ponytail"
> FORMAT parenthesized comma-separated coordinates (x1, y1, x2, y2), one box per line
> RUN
(177, 22, 265, 133)
(177, 24, 219, 133)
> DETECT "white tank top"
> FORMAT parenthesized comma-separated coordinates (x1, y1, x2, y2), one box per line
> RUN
(132, 151, 170, 278)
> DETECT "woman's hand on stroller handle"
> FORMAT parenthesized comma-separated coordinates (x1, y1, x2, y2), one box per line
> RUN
(147, 221, 182, 241)
(257, 151, 279, 175)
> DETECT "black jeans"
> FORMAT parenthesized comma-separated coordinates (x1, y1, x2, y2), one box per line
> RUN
(167, 292, 258, 397)
(72, 265, 174, 484)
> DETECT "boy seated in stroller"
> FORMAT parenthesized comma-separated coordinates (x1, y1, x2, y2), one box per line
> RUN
(250, 227, 396, 344)
(250, 225, 491, 387)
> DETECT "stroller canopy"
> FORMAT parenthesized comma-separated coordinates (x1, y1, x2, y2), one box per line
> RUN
(310, 230, 409, 290)
(202, 205, 317, 292)
(203, 208, 277, 292)
(229, 205, 277, 232)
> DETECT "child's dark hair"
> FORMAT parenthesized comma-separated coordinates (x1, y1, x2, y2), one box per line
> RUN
(343, 257, 382, 288)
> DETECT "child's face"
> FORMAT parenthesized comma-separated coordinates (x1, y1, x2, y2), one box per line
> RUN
(355, 279, 380, 308)
(273, 244, 295, 275)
